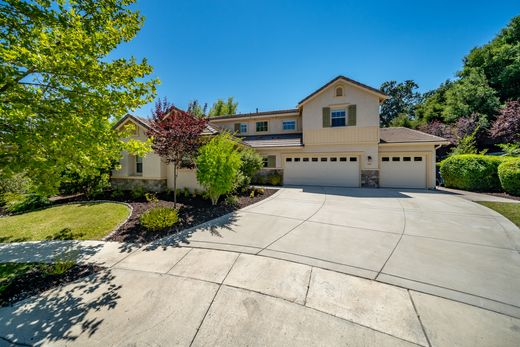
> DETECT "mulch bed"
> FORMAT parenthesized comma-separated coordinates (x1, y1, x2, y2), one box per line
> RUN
(0, 264, 102, 307)
(106, 188, 278, 244)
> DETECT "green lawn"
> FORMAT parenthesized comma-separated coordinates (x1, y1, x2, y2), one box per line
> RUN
(478, 202, 520, 228)
(0, 202, 130, 243)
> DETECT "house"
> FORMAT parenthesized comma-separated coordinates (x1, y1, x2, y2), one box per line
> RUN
(112, 75, 448, 191)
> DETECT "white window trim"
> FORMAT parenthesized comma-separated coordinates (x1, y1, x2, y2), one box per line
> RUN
(330, 108, 347, 127)
(282, 119, 297, 131)
(239, 123, 248, 134)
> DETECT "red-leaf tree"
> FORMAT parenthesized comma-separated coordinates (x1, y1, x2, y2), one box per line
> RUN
(490, 101, 520, 143)
(147, 98, 207, 207)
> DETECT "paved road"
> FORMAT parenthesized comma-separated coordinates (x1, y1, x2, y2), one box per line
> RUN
(1, 187, 519, 346)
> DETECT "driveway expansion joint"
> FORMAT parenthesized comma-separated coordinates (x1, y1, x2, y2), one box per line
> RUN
(408, 290, 432, 347)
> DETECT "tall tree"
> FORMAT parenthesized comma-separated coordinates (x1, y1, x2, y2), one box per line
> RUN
(208, 97, 238, 117)
(0, 0, 157, 195)
(187, 100, 208, 118)
(415, 80, 453, 123)
(490, 100, 520, 143)
(379, 80, 421, 127)
(463, 15, 520, 101)
(148, 98, 207, 207)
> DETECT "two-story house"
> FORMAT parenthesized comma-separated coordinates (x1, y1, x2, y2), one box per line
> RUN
(112, 76, 448, 191)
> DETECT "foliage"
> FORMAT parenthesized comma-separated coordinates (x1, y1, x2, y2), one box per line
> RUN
(451, 113, 489, 143)
(237, 146, 264, 189)
(183, 188, 190, 198)
(187, 100, 208, 118)
(442, 69, 500, 122)
(139, 207, 179, 231)
(498, 159, 520, 196)
(0, 0, 157, 195)
(208, 97, 238, 117)
(417, 120, 455, 144)
(478, 202, 520, 227)
(111, 188, 125, 199)
(463, 16, 520, 101)
(498, 143, 520, 157)
(145, 192, 158, 204)
(2, 193, 50, 214)
(415, 80, 453, 123)
(449, 132, 479, 156)
(440, 155, 505, 191)
(224, 195, 239, 206)
(39, 259, 75, 276)
(0, 172, 32, 203)
(0, 202, 130, 242)
(379, 80, 421, 127)
(148, 98, 207, 207)
(196, 133, 242, 205)
(490, 101, 520, 143)
(130, 186, 145, 200)
(389, 114, 415, 128)
(255, 187, 265, 195)
(267, 172, 283, 186)
(59, 167, 114, 197)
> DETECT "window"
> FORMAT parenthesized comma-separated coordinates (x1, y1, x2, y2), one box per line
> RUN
(330, 157, 337, 162)
(286, 158, 292, 162)
(335, 87, 343, 97)
(282, 120, 296, 131)
(331, 109, 346, 127)
(382, 157, 390, 162)
(340, 157, 347, 162)
(256, 121, 268, 132)
(392, 157, 400, 162)
(414, 157, 423, 162)
(240, 123, 248, 133)
(403, 157, 411, 162)
(350, 157, 357, 162)
(135, 156, 143, 175)
(294, 158, 301, 162)
(263, 155, 276, 168)
(321, 157, 327, 162)
(312, 157, 318, 162)
(303, 157, 309, 162)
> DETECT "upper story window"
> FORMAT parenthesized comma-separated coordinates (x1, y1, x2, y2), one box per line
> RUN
(331, 109, 346, 127)
(256, 121, 268, 132)
(240, 123, 248, 133)
(135, 156, 143, 175)
(335, 86, 343, 97)
(282, 120, 296, 131)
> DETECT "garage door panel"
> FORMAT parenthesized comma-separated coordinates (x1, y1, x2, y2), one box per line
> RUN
(284, 155, 360, 187)
(380, 154, 426, 189)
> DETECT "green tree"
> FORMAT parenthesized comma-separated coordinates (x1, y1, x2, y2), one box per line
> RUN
(187, 100, 208, 118)
(208, 97, 238, 117)
(443, 69, 500, 122)
(0, 0, 157, 195)
(463, 15, 520, 101)
(196, 133, 242, 205)
(415, 80, 453, 124)
(236, 145, 263, 189)
(379, 80, 421, 127)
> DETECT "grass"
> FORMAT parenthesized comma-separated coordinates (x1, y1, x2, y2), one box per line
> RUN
(477, 202, 520, 228)
(0, 202, 130, 243)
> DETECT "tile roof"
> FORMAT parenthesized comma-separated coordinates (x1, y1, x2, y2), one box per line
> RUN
(380, 127, 448, 144)
(209, 109, 299, 121)
(241, 133, 303, 148)
(298, 75, 389, 105)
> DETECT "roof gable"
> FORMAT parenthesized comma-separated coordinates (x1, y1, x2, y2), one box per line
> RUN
(298, 75, 389, 107)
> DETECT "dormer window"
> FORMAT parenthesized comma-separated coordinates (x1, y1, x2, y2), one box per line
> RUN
(335, 86, 343, 97)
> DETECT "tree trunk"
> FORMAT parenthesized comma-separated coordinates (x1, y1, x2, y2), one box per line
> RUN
(173, 161, 178, 208)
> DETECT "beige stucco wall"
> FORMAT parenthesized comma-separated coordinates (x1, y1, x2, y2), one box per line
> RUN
(166, 166, 203, 191)
(112, 119, 167, 180)
(211, 113, 302, 136)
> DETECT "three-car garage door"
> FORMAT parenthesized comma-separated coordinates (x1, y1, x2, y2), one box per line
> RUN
(380, 154, 426, 188)
(284, 155, 360, 187)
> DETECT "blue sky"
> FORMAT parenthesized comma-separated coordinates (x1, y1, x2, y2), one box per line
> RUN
(111, 0, 519, 117)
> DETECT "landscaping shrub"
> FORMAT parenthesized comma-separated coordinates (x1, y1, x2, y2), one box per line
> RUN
(237, 147, 263, 189)
(130, 186, 145, 200)
(267, 172, 283, 186)
(224, 195, 239, 206)
(111, 188, 125, 199)
(440, 155, 505, 191)
(498, 159, 520, 196)
(139, 207, 179, 231)
(2, 193, 51, 214)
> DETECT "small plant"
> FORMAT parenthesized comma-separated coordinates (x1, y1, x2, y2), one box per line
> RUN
(249, 190, 255, 199)
(498, 143, 520, 157)
(255, 187, 265, 195)
(183, 187, 191, 198)
(111, 188, 124, 199)
(225, 195, 239, 206)
(130, 186, 145, 200)
(140, 207, 179, 231)
(39, 259, 75, 276)
(145, 192, 159, 204)
(267, 172, 282, 186)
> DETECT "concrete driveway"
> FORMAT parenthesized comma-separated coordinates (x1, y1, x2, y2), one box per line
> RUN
(1, 187, 519, 346)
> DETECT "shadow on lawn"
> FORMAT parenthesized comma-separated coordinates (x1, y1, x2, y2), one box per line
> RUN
(0, 241, 122, 345)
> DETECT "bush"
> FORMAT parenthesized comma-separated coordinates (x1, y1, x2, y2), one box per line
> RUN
(498, 160, 520, 196)
(237, 147, 263, 189)
(2, 193, 51, 214)
(111, 188, 125, 199)
(440, 155, 505, 191)
(267, 172, 283, 186)
(139, 207, 179, 231)
(130, 186, 145, 200)
(224, 195, 239, 206)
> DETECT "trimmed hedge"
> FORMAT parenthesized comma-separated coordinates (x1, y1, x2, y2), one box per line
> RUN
(139, 207, 179, 231)
(498, 159, 520, 196)
(440, 155, 506, 192)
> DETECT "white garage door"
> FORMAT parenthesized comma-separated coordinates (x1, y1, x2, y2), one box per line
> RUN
(380, 154, 426, 188)
(284, 155, 360, 187)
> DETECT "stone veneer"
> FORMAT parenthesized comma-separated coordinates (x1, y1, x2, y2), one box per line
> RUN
(361, 170, 379, 188)
(111, 178, 167, 192)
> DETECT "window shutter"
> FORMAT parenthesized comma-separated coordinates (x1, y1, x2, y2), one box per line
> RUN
(234, 123, 240, 132)
(347, 105, 357, 126)
(322, 107, 330, 127)
(268, 156, 276, 168)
